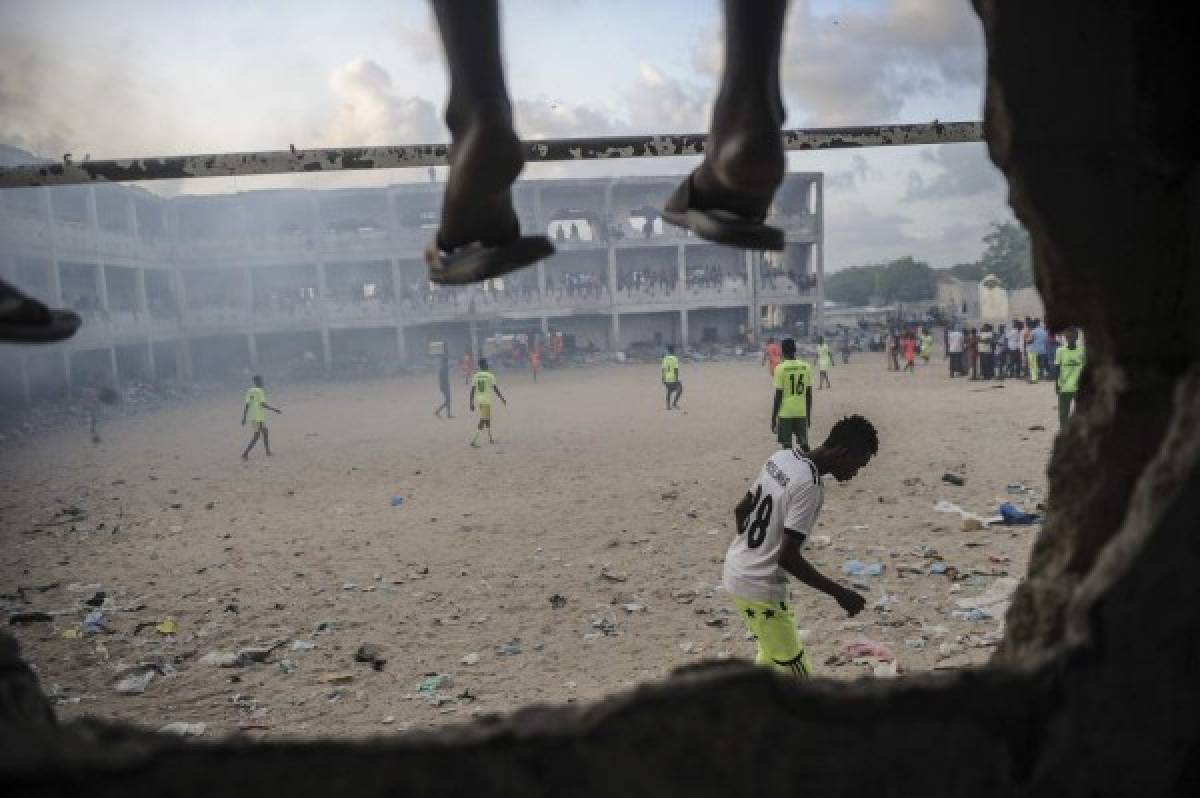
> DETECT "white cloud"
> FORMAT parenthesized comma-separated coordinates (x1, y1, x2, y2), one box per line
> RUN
(324, 58, 444, 146)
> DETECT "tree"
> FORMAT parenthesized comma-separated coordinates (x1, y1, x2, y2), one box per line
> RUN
(825, 265, 880, 306)
(826, 257, 936, 306)
(978, 222, 1033, 288)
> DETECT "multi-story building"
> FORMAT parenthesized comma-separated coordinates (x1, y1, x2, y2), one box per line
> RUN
(0, 171, 823, 406)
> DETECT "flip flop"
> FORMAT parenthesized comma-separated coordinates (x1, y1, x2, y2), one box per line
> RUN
(662, 172, 785, 251)
(425, 235, 555, 286)
(0, 278, 81, 343)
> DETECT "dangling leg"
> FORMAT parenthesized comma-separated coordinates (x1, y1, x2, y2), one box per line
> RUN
(425, 0, 553, 285)
(262, 425, 272, 456)
(663, 0, 789, 250)
(242, 427, 261, 460)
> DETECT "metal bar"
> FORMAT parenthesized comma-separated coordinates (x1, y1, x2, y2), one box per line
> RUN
(0, 121, 981, 188)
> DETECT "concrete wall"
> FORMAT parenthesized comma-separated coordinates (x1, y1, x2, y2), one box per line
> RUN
(617, 311, 679, 350)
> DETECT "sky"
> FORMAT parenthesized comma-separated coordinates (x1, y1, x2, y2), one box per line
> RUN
(0, 0, 1013, 272)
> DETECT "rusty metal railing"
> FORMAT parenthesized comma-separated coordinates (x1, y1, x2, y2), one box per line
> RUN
(0, 121, 981, 188)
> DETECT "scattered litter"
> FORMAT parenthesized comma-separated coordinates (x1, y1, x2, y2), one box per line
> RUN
(873, 592, 900, 611)
(199, 650, 241, 668)
(237, 639, 287, 664)
(672, 590, 698, 604)
(679, 641, 697, 654)
(950, 608, 993, 622)
(850, 524, 870, 531)
(905, 637, 927, 649)
(238, 715, 271, 731)
(988, 555, 1012, 565)
(318, 672, 355, 685)
(61, 627, 81, 640)
(461, 652, 481, 666)
(621, 603, 646, 613)
(390, 495, 405, 507)
(590, 615, 618, 636)
(1028, 425, 1046, 431)
(955, 576, 1019, 619)
(997, 502, 1041, 525)
(291, 639, 317, 652)
(873, 661, 901, 679)
(660, 490, 679, 500)
(495, 639, 522, 656)
(84, 591, 107, 608)
(84, 609, 107, 634)
(382, 715, 396, 725)
(846, 639, 895, 662)
(600, 569, 628, 583)
(934, 500, 999, 527)
(808, 535, 832, 549)
(549, 593, 568, 609)
(115, 667, 158, 695)
(278, 659, 297, 675)
(8, 612, 53, 625)
(941, 473, 965, 486)
(928, 562, 948, 575)
(704, 617, 727, 628)
(155, 618, 178, 635)
(159, 722, 207, 737)
(416, 674, 450, 693)
(354, 643, 387, 670)
(842, 560, 884, 577)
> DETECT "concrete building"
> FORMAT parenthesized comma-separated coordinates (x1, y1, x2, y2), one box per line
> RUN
(0, 172, 823, 406)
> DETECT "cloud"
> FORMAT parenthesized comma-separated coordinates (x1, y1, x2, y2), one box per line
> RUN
(904, 142, 1004, 201)
(324, 58, 445, 146)
(691, 0, 984, 127)
(827, 154, 883, 189)
(396, 14, 441, 66)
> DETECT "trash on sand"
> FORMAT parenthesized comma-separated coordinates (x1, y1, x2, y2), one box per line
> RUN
(390, 495, 405, 507)
(621, 602, 646, 613)
(84, 610, 107, 634)
(62, 626, 81, 640)
(905, 637, 928, 649)
(115, 667, 158, 695)
(155, 618, 178, 635)
(159, 722, 207, 736)
(988, 555, 1012, 565)
(495, 639, 523, 656)
(318, 671, 355, 685)
(934, 500, 1000, 527)
(672, 590, 698, 604)
(355, 643, 387, 670)
(8, 612, 53, 625)
(84, 591, 107, 608)
(278, 659, 297, 675)
(873, 661, 901, 679)
(842, 560, 884, 577)
(873, 592, 900, 611)
(199, 650, 241, 668)
(416, 674, 450, 693)
(997, 502, 1041, 525)
(461, 652, 481, 665)
(237, 639, 288, 664)
(955, 576, 1020, 619)
(846, 639, 896, 662)
(808, 535, 833, 549)
(600, 569, 628, 583)
(941, 473, 965, 486)
(549, 593, 568, 609)
(291, 639, 317, 652)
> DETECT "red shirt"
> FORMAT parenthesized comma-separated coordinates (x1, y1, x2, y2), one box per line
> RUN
(766, 342, 782, 375)
(902, 338, 916, 360)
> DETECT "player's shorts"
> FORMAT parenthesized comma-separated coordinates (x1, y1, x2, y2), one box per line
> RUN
(665, 380, 681, 391)
(250, 419, 265, 430)
(478, 402, 492, 421)
(776, 416, 808, 448)
(732, 595, 811, 678)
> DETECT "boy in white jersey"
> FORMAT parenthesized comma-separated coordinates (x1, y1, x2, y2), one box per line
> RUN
(723, 414, 878, 677)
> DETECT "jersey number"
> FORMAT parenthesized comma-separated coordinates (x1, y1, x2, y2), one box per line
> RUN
(476, 379, 487, 392)
(741, 485, 773, 549)
(787, 373, 801, 395)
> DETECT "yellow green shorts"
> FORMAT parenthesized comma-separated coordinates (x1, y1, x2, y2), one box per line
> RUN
(733, 595, 811, 678)
(478, 402, 492, 421)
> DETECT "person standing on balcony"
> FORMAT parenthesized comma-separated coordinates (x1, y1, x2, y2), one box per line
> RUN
(434, 353, 453, 419)
(662, 345, 683, 410)
(241, 375, 282, 460)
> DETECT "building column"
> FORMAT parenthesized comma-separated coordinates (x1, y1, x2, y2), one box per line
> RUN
(680, 309, 689, 348)
(468, 319, 479, 361)
(537, 261, 547, 297)
(85, 186, 101, 242)
(172, 268, 188, 318)
(540, 316, 550, 335)
(108, 346, 120, 387)
(814, 174, 825, 336)
(748, 251, 762, 341)
(677, 243, 686, 295)
(96, 263, 110, 313)
(610, 312, 621, 351)
(126, 196, 140, 240)
(320, 328, 332, 374)
(41, 188, 64, 305)
(247, 333, 259, 370)
(145, 339, 157, 382)
(176, 339, 194, 383)
(134, 268, 149, 313)
(395, 325, 408, 366)
(607, 244, 618, 297)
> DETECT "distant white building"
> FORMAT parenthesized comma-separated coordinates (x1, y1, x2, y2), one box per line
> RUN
(935, 272, 1043, 324)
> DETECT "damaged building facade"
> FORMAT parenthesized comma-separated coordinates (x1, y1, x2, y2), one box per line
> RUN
(0, 173, 822, 403)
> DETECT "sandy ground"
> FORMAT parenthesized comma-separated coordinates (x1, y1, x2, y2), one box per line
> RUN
(1, 354, 1058, 738)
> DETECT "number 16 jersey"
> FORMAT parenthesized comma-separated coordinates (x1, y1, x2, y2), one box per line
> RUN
(723, 449, 824, 603)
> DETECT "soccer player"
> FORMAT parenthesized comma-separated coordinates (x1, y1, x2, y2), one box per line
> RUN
(241, 375, 282, 459)
(815, 336, 833, 389)
(723, 414, 878, 678)
(1054, 328, 1085, 426)
(662, 345, 683, 410)
(901, 330, 917, 373)
(761, 336, 782, 377)
(434, 353, 453, 418)
(469, 357, 507, 446)
(771, 338, 812, 450)
(460, 350, 474, 386)
(530, 347, 541, 383)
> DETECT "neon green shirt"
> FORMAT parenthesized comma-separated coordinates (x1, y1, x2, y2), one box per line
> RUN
(472, 370, 496, 404)
(774, 359, 811, 418)
(244, 386, 266, 423)
(661, 355, 680, 383)
(1055, 345, 1085, 394)
(817, 344, 833, 370)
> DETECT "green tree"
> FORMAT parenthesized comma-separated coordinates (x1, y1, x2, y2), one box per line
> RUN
(878, 256, 936, 301)
(976, 222, 1033, 288)
(826, 265, 881, 306)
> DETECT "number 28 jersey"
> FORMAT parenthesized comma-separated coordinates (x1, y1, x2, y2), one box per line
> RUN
(722, 449, 824, 603)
